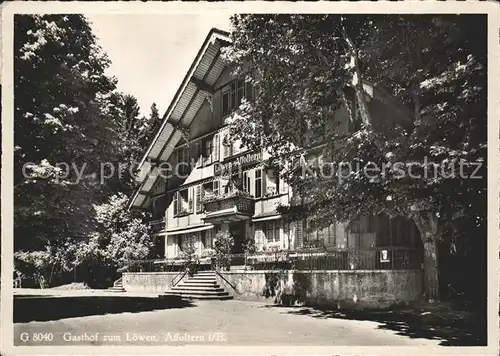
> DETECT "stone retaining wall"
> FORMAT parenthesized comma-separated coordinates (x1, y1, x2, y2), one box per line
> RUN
(215, 269, 423, 309)
(122, 272, 184, 293)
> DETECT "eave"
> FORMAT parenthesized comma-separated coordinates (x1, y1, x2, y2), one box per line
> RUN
(128, 28, 231, 210)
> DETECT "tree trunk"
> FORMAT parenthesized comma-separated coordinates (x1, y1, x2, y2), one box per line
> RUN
(412, 212, 440, 302)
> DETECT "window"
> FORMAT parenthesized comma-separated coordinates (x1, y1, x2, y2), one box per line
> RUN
(265, 221, 280, 243)
(195, 141, 202, 167)
(327, 222, 337, 244)
(203, 137, 213, 165)
(177, 189, 189, 215)
(221, 77, 252, 116)
(242, 171, 251, 193)
(152, 177, 166, 195)
(176, 146, 190, 175)
(317, 227, 325, 242)
(255, 168, 263, 198)
(172, 191, 179, 216)
(213, 134, 220, 162)
(213, 180, 220, 196)
(237, 78, 245, 105)
(195, 185, 204, 213)
(304, 220, 317, 241)
(232, 139, 242, 156)
(223, 137, 232, 159)
(265, 169, 279, 196)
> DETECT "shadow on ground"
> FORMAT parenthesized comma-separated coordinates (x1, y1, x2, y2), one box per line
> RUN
(14, 295, 194, 323)
(261, 303, 486, 346)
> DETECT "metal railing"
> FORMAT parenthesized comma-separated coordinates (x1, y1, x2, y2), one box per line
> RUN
(171, 270, 188, 287)
(113, 277, 123, 287)
(122, 258, 187, 273)
(225, 247, 421, 271)
(123, 247, 421, 273)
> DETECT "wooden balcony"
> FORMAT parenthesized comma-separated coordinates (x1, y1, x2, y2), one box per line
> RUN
(202, 191, 254, 223)
(149, 218, 166, 233)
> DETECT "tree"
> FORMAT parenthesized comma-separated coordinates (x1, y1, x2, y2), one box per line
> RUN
(224, 14, 486, 301)
(14, 15, 118, 252)
(72, 193, 153, 287)
(13, 15, 158, 288)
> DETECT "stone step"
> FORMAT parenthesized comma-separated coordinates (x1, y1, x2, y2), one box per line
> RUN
(166, 289, 229, 296)
(161, 291, 233, 300)
(179, 283, 221, 289)
(189, 276, 217, 281)
(172, 286, 225, 292)
(107, 287, 126, 292)
(183, 279, 218, 284)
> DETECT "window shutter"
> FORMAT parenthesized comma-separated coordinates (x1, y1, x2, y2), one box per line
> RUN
(173, 191, 179, 216)
(195, 185, 202, 213)
(188, 187, 194, 213)
(246, 81, 253, 102)
(283, 223, 289, 249)
(295, 220, 303, 248)
(177, 191, 183, 214)
(262, 168, 267, 195)
(213, 134, 220, 161)
(223, 134, 231, 159)
(195, 141, 202, 167)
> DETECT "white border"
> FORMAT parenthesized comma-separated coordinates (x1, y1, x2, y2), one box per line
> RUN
(1, 1, 499, 355)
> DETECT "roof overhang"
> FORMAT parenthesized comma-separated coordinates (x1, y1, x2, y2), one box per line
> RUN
(129, 28, 231, 210)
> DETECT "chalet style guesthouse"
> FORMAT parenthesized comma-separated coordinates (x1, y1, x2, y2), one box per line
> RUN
(128, 28, 422, 274)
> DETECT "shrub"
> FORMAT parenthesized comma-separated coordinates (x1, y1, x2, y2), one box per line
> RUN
(213, 231, 234, 271)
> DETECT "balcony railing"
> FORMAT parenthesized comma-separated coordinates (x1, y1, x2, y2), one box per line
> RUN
(202, 190, 254, 216)
(149, 218, 166, 233)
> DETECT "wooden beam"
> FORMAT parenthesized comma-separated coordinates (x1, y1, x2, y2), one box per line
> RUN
(190, 77, 215, 94)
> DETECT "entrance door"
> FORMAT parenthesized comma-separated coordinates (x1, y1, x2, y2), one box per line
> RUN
(229, 221, 246, 254)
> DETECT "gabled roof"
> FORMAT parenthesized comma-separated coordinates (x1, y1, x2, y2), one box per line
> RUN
(128, 28, 416, 211)
(128, 28, 231, 209)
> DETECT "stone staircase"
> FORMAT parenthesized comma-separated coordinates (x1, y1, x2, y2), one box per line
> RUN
(160, 270, 232, 300)
(107, 277, 126, 292)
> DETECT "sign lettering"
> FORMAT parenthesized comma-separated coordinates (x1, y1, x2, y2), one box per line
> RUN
(214, 152, 262, 175)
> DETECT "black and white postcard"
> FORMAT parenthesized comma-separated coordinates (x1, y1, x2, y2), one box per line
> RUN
(1, 1, 499, 355)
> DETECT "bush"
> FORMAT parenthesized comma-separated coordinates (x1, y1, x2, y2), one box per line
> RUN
(213, 231, 234, 271)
